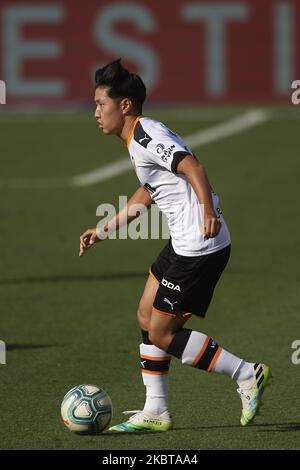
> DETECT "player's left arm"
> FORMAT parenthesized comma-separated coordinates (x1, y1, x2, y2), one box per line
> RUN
(176, 155, 221, 239)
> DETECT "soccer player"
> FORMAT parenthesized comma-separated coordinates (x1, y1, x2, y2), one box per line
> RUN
(79, 59, 271, 432)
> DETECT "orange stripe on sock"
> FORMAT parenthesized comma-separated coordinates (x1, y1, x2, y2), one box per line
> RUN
(152, 307, 176, 317)
(208, 346, 222, 372)
(192, 336, 210, 367)
(141, 370, 168, 376)
(141, 354, 171, 361)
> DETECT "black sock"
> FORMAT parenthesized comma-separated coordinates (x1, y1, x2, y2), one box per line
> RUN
(166, 328, 192, 358)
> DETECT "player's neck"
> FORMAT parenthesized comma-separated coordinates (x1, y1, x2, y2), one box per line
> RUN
(117, 114, 141, 144)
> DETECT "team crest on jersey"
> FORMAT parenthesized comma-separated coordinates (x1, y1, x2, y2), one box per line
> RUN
(134, 122, 152, 148)
(156, 143, 165, 154)
(161, 144, 175, 162)
(156, 143, 176, 162)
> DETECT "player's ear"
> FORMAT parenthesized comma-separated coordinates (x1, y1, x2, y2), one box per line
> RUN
(120, 98, 132, 114)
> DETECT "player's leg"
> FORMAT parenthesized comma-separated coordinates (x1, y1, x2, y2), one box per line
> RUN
(109, 240, 179, 432)
(109, 275, 190, 432)
(137, 273, 190, 338)
(138, 275, 190, 415)
(136, 240, 188, 417)
(148, 245, 271, 426)
(136, 275, 171, 417)
(149, 310, 271, 427)
(150, 308, 250, 375)
(136, 273, 159, 331)
(136, 238, 176, 334)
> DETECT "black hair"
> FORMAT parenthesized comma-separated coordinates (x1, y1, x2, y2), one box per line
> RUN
(95, 59, 146, 114)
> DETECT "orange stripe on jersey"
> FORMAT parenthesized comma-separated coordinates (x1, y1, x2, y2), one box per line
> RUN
(149, 268, 159, 284)
(207, 346, 222, 372)
(141, 370, 168, 376)
(192, 336, 210, 367)
(152, 307, 176, 317)
(127, 115, 142, 147)
(141, 354, 171, 361)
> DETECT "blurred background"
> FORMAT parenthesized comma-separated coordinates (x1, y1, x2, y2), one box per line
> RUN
(0, 0, 299, 106)
(0, 0, 299, 450)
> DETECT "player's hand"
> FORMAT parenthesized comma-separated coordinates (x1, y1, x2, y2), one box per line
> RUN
(79, 228, 99, 257)
(203, 212, 221, 240)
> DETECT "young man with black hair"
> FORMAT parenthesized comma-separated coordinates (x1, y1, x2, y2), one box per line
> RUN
(79, 59, 271, 432)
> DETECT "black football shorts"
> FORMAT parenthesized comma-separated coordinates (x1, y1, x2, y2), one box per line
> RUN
(149, 238, 231, 318)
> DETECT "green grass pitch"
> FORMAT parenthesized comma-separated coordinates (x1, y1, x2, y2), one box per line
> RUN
(0, 107, 299, 449)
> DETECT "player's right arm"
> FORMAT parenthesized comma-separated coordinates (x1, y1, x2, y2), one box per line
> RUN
(79, 186, 152, 257)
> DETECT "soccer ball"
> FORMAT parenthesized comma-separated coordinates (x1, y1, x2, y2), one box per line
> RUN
(61, 384, 112, 434)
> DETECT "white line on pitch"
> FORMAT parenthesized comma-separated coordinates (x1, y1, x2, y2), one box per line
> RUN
(71, 158, 133, 187)
(0, 109, 269, 189)
(72, 109, 269, 187)
(184, 109, 269, 148)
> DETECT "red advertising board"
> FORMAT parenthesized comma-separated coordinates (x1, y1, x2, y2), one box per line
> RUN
(0, 0, 299, 105)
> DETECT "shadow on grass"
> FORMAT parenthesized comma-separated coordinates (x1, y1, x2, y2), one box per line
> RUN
(6, 343, 62, 351)
(255, 423, 300, 432)
(0, 267, 243, 287)
(0, 272, 146, 285)
(173, 422, 300, 433)
(101, 422, 300, 437)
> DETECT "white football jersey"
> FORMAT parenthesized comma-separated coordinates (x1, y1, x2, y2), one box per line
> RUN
(127, 116, 231, 257)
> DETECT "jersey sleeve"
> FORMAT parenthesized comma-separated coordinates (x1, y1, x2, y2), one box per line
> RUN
(134, 120, 194, 174)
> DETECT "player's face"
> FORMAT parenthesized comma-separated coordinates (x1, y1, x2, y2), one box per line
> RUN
(94, 87, 124, 135)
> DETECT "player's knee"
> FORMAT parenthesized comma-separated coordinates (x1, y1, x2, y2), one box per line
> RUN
(148, 330, 173, 351)
(148, 331, 161, 349)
